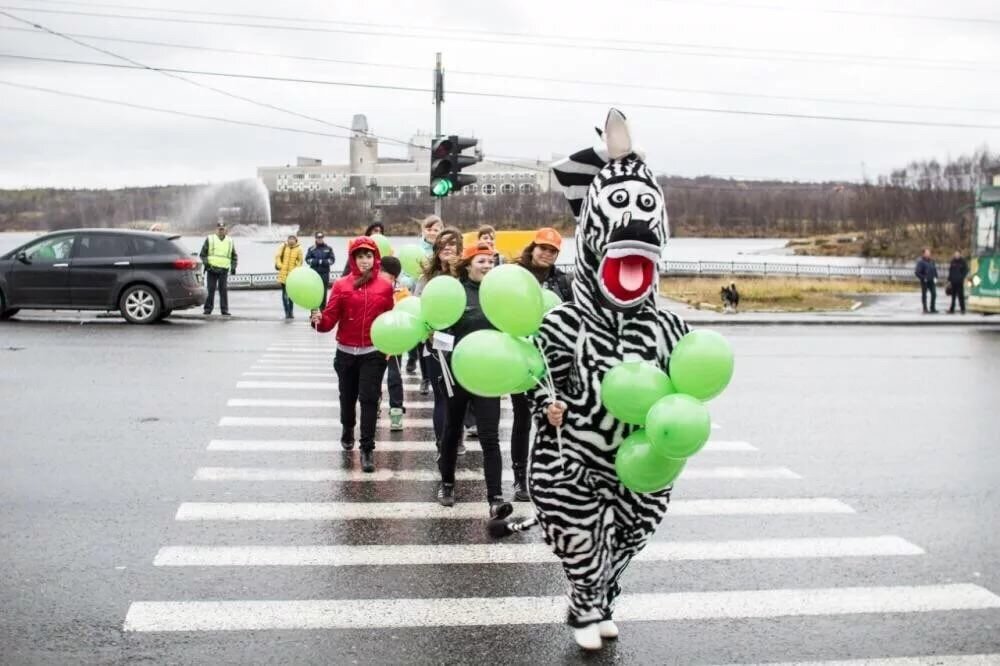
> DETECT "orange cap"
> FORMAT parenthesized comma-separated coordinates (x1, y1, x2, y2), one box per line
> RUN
(533, 227, 562, 250)
(462, 242, 494, 261)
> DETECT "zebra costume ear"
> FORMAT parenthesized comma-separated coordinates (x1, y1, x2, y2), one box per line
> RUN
(552, 108, 642, 217)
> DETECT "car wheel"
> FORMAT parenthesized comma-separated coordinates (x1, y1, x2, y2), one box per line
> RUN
(0, 290, 18, 320)
(157, 309, 173, 321)
(120, 284, 162, 324)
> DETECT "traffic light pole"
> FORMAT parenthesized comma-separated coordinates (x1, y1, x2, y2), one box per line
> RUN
(434, 52, 443, 218)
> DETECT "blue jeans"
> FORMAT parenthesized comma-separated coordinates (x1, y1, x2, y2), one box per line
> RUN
(386, 355, 404, 410)
(280, 285, 294, 317)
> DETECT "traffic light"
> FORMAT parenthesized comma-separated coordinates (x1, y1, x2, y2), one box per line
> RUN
(430, 135, 480, 197)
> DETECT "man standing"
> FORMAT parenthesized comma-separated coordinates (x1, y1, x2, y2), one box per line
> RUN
(914, 248, 939, 314)
(305, 232, 335, 309)
(947, 250, 969, 314)
(200, 222, 237, 316)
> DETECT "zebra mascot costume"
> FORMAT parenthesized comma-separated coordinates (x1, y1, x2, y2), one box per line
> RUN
(525, 109, 689, 650)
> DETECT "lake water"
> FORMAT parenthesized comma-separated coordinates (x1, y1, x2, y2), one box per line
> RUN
(0, 231, 903, 273)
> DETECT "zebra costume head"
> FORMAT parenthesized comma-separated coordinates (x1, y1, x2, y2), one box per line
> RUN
(552, 109, 667, 312)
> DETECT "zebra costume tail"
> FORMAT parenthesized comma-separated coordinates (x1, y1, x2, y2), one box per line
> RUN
(487, 514, 539, 539)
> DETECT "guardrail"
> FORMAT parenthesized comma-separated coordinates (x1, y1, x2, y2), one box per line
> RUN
(227, 260, 916, 290)
(659, 260, 917, 282)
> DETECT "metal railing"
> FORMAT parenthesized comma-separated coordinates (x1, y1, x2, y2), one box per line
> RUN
(227, 260, 916, 290)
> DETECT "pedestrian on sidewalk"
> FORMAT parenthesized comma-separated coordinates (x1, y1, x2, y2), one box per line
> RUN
(508, 228, 574, 501)
(414, 227, 463, 449)
(436, 242, 512, 521)
(274, 235, 303, 320)
(310, 237, 394, 473)
(379, 255, 410, 431)
(199, 222, 237, 316)
(914, 248, 939, 314)
(947, 250, 969, 314)
(305, 232, 335, 309)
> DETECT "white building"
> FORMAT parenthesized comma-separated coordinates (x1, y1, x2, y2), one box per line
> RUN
(257, 115, 551, 201)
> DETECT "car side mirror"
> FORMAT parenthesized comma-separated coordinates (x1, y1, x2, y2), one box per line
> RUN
(16, 251, 30, 265)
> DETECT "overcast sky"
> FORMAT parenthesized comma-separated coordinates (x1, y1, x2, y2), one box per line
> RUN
(0, 0, 998, 188)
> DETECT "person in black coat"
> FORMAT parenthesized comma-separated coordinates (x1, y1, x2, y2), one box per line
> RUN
(914, 248, 939, 314)
(305, 232, 335, 309)
(435, 242, 512, 521)
(947, 251, 969, 314)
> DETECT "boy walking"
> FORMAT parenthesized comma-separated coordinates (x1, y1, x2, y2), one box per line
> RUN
(379, 256, 410, 431)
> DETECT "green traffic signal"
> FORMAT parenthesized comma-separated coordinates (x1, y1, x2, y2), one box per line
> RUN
(431, 178, 453, 197)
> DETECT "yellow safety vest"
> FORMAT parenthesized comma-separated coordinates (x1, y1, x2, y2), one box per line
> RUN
(207, 235, 234, 270)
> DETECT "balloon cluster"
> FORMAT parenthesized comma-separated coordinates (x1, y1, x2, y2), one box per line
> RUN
(603, 330, 734, 493)
(371, 264, 563, 397)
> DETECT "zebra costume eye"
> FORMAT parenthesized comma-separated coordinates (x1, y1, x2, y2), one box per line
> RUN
(637, 193, 657, 212)
(609, 188, 629, 208)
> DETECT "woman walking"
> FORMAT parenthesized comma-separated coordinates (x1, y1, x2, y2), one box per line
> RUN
(274, 235, 303, 319)
(310, 237, 394, 473)
(413, 227, 463, 449)
(436, 242, 512, 521)
(508, 228, 574, 500)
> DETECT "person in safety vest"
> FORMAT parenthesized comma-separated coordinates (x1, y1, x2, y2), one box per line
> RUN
(199, 222, 238, 316)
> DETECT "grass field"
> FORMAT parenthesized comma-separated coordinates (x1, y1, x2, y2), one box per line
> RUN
(659, 276, 914, 312)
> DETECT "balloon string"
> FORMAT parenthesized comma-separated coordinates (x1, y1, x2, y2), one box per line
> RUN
(438, 349, 454, 398)
(534, 336, 564, 463)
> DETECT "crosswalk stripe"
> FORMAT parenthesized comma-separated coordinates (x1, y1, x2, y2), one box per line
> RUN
(206, 439, 756, 452)
(715, 657, 1000, 666)
(266, 348, 333, 354)
(226, 399, 512, 411)
(193, 465, 798, 482)
(175, 498, 853, 521)
(153, 536, 924, 567)
(122, 584, 1000, 632)
(220, 416, 514, 428)
(244, 371, 347, 377)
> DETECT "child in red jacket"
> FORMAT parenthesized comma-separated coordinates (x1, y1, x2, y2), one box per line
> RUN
(311, 236, 394, 473)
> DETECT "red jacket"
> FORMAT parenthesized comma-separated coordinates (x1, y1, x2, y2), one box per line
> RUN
(314, 236, 394, 346)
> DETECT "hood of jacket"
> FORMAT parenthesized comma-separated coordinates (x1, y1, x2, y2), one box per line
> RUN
(346, 236, 382, 277)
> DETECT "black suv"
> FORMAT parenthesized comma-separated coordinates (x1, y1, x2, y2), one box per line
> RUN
(0, 229, 207, 324)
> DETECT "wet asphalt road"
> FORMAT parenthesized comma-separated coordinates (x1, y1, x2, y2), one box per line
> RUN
(1, 305, 999, 665)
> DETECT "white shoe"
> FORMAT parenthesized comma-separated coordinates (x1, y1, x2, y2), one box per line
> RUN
(573, 623, 602, 651)
(598, 620, 619, 639)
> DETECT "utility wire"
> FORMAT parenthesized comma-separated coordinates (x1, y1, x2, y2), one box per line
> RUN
(4, 52, 999, 131)
(19, 0, 997, 69)
(4, 25, 998, 115)
(652, 0, 1000, 26)
(0, 5, 996, 73)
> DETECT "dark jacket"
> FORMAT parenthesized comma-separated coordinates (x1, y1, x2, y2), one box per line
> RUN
(541, 265, 573, 302)
(199, 235, 238, 274)
(448, 278, 496, 345)
(914, 257, 938, 283)
(305, 243, 335, 275)
(948, 257, 969, 284)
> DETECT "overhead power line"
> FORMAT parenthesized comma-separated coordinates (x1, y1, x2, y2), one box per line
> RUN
(19, 0, 999, 68)
(653, 0, 1000, 26)
(4, 52, 999, 132)
(0, 4, 996, 73)
(4, 25, 998, 115)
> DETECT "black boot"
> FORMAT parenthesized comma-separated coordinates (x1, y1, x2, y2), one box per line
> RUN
(360, 449, 375, 473)
(489, 496, 513, 520)
(340, 430, 355, 451)
(437, 482, 455, 507)
(512, 465, 529, 502)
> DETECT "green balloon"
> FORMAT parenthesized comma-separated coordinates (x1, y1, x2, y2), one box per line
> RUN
(395, 295, 422, 319)
(420, 276, 466, 330)
(669, 329, 734, 401)
(452, 330, 530, 397)
(601, 361, 675, 425)
(615, 429, 687, 493)
(399, 245, 426, 277)
(480, 264, 545, 337)
(370, 233, 393, 258)
(645, 394, 711, 460)
(371, 310, 425, 356)
(511, 337, 546, 392)
(541, 289, 562, 312)
(284, 266, 325, 310)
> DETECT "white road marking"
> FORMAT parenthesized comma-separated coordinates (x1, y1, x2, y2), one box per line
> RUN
(219, 416, 514, 428)
(206, 439, 755, 452)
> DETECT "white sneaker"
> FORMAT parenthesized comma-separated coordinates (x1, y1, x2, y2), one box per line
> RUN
(573, 623, 602, 651)
(598, 620, 619, 639)
(389, 408, 403, 431)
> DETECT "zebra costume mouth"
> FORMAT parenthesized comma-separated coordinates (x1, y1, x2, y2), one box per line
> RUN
(598, 240, 660, 308)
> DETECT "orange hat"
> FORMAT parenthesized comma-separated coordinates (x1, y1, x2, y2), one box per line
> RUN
(462, 241, 494, 261)
(533, 227, 562, 250)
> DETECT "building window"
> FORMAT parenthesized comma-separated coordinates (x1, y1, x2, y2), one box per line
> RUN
(464, 184, 478, 194)
(519, 183, 534, 194)
(500, 183, 515, 194)
(292, 173, 305, 180)
(482, 184, 497, 195)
